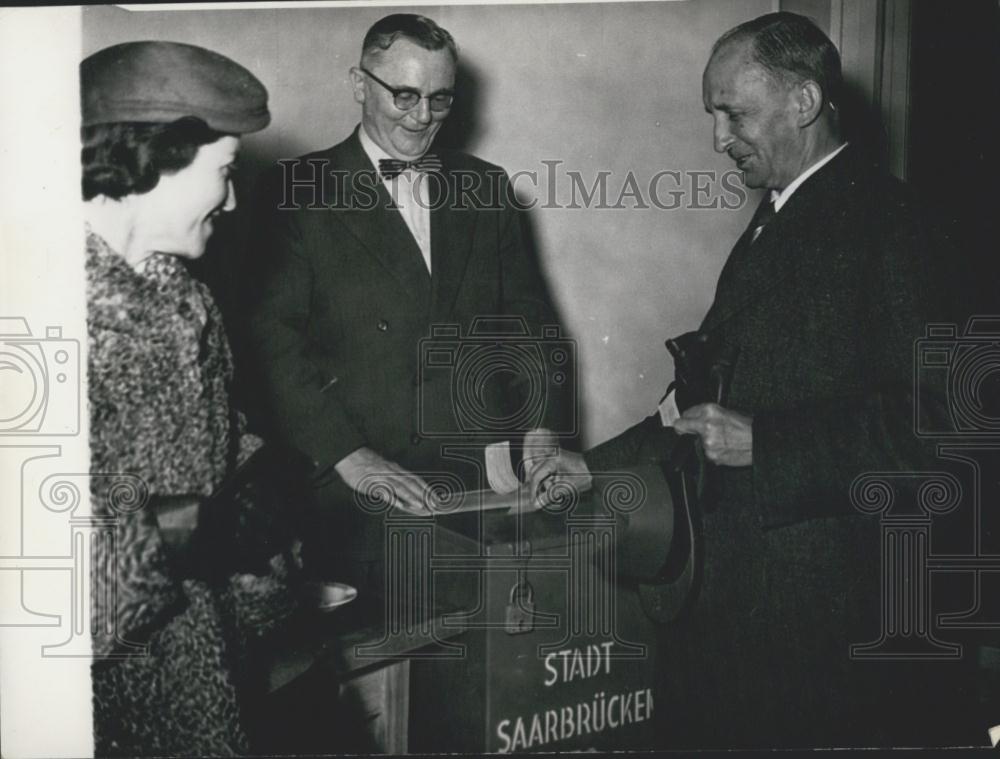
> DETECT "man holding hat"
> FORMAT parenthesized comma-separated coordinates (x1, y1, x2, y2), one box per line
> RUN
(526, 11, 972, 749)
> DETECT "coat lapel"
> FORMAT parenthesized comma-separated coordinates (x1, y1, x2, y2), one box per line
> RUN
(331, 130, 432, 307)
(702, 206, 803, 330)
(428, 157, 476, 322)
(702, 148, 855, 331)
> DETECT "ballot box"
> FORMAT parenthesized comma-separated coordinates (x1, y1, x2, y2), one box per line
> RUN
(405, 493, 661, 754)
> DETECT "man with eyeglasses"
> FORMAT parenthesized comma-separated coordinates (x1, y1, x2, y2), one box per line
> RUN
(248, 14, 564, 584)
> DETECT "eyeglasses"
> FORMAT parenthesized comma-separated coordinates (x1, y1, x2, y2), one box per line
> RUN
(359, 67, 454, 113)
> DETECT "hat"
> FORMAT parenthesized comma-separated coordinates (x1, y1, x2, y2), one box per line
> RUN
(81, 41, 270, 133)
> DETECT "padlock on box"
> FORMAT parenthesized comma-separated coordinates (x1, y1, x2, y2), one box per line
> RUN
(504, 579, 536, 634)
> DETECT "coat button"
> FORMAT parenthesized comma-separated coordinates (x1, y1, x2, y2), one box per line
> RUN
(410, 433, 421, 445)
(377, 319, 389, 332)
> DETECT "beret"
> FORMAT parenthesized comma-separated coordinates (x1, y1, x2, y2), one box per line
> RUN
(81, 41, 270, 133)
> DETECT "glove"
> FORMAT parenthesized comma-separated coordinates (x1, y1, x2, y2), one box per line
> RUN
(665, 330, 717, 412)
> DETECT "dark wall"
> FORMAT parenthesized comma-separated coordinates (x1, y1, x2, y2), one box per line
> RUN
(909, 0, 1000, 318)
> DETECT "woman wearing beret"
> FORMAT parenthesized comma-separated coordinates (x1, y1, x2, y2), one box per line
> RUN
(81, 41, 300, 755)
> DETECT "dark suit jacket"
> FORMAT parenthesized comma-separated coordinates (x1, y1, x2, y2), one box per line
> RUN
(247, 129, 562, 492)
(589, 145, 954, 520)
(586, 146, 969, 747)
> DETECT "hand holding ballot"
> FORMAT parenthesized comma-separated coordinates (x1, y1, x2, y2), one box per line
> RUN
(523, 428, 594, 509)
(334, 446, 442, 515)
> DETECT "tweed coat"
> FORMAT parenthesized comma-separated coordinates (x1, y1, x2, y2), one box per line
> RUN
(586, 147, 971, 747)
(246, 129, 563, 508)
(87, 230, 297, 756)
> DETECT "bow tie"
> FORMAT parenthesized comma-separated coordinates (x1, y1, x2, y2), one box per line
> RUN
(378, 154, 442, 180)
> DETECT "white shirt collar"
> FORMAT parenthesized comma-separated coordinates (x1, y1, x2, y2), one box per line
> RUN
(358, 123, 394, 170)
(770, 142, 848, 212)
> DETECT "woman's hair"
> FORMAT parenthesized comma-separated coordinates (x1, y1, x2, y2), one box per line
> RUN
(81, 116, 223, 201)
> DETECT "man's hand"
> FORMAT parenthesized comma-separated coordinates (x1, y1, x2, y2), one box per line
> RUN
(522, 428, 593, 508)
(521, 427, 559, 482)
(334, 447, 437, 515)
(672, 403, 753, 467)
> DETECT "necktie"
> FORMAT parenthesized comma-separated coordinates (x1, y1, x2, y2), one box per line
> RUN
(749, 197, 776, 244)
(378, 154, 442, 180)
